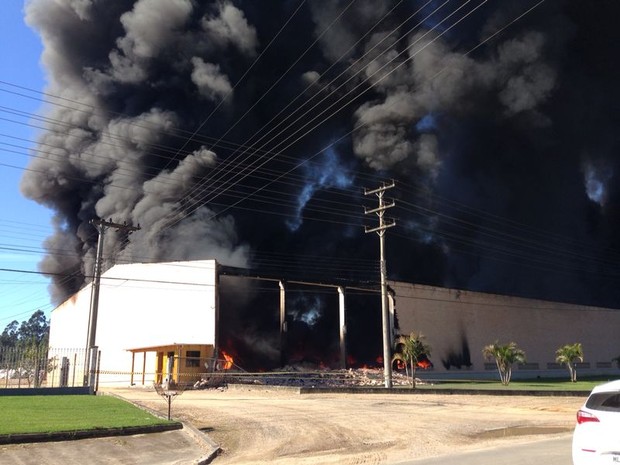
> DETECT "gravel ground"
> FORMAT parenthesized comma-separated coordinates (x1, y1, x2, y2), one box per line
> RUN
(108, 385, 585, 465)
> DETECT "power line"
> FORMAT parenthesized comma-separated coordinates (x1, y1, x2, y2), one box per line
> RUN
(161, 0, 470, 231)
(10, 0, 608, 312)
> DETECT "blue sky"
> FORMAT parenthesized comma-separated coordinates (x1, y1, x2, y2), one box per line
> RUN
(0, 2, 54, 328)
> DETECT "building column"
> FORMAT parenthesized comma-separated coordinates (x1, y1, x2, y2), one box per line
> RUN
(388, 291, 395, 348)
(279, 281, 287, 367)
(130, 352, 135, 386)
(214, 262, 220, 359)
(338, 286, 347, 369)
(141, 351, 147, 386)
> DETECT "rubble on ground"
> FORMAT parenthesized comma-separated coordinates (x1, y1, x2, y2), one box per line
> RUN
(193, 366, 431, 389)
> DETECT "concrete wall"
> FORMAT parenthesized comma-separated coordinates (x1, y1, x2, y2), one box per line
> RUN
(391, 281, 620, 379)
(49, 260, 218, 386)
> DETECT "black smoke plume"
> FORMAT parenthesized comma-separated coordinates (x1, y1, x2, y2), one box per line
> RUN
(21, 0, 620, 311)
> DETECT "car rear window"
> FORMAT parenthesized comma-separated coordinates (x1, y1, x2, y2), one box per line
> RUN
(586, 392, 620, 412)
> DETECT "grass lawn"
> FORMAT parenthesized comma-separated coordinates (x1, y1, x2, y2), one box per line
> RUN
(0, 395, 172, 435)
(416, 376, 613, 392)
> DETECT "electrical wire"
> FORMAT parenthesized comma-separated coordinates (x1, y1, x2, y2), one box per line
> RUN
(7, 0, 615, 313)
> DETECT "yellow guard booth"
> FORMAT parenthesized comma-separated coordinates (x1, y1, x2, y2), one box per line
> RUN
(128, 343, 215, 387)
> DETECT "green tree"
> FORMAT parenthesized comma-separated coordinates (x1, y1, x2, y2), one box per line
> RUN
(0, 320, 19, 348)
(555, 343, 584, 382)
(17, 310, 49, 348)
(482, 341, 526, 386)
(18, 310, 49, 387)
(392, 332, 431, 389)
(0, 311, 50, 387)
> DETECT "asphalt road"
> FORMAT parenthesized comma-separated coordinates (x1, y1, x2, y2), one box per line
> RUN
(396, 435, 572, 465)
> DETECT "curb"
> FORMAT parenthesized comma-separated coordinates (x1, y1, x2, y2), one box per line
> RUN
(181, 421, 221, 465)
(297, 387, 592, 396)
(226, 383, 590, 397)
(0, 422, 182, 445)
(105, 390, 221, 464)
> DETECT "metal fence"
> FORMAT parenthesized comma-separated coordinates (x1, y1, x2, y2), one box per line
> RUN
(0, 347, 89, 389)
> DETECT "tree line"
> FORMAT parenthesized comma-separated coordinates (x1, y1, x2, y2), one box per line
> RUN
(0, 311, 50, 387)
(0, 310, 50, 353)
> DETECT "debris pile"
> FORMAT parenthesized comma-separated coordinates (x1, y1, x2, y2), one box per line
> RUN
(193, 366, 431, 389)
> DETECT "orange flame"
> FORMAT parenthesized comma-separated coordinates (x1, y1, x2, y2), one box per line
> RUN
(221, 351, 234, 370)
(417, 359, 432, 369)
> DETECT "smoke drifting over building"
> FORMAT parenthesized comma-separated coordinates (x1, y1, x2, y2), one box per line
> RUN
(21, 0, 620, 309)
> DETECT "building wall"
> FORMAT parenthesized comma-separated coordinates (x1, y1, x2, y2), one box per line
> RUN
(392, 281, 620, 378)
(49, 260, 218, 386)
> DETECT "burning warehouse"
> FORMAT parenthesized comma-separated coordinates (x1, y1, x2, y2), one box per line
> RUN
(48, 259, 620, 387)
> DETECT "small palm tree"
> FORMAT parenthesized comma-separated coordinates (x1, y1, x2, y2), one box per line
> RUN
(555, 343, 584, 382)
(482, 341, 526, 386)
(392, 332, 431, 389)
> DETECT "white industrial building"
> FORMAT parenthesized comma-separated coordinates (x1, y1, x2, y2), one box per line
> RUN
(48, 260, 218, 387)
(48, 259, 620, 386)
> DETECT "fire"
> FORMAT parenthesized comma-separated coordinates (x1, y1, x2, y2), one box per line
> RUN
(417, 358, 432, 369)
(221, 351, 234, 370)
(392, 357, 432, 370)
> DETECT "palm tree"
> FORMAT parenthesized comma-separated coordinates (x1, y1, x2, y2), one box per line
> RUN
(392, 332, 431, 388)
(482, 341, 526, 386)
(555, 343, 584, 382)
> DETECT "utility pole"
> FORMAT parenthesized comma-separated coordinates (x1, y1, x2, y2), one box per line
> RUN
(84, 218, 140, 387)
(364, 181, 396, 388)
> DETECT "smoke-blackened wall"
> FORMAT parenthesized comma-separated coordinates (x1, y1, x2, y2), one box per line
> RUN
(393, 281, 620, 375)
(22, 0, 620, 309)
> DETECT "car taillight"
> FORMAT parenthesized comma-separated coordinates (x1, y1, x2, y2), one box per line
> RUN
(577, 409, 600, 424)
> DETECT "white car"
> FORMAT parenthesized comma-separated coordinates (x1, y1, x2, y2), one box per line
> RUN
(573, 379, 620, 464)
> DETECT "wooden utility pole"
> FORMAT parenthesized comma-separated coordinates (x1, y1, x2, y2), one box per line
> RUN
(84, 218, 140, 386)
(364, 181, 396, 388)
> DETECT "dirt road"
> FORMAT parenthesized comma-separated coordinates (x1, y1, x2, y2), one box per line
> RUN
(109, 385, 584, 465)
